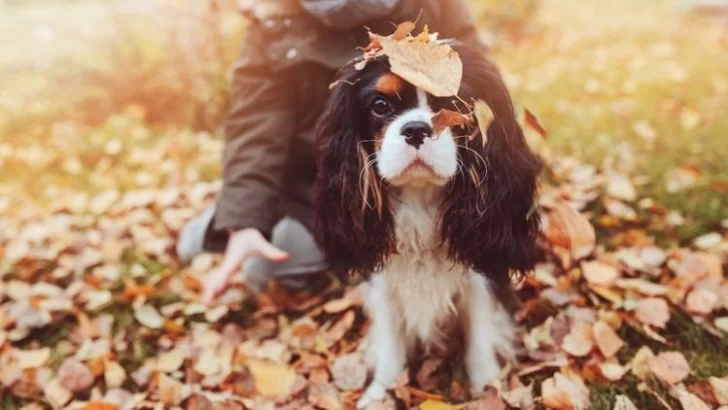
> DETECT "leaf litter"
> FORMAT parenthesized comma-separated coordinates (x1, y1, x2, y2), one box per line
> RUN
(0, 22, 727, 410)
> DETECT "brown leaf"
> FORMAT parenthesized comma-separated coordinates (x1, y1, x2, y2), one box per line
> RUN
(158, 373, 184, 406)
(524, 108, 548, 139)
(540, 371, 589, 410)
(377, 35, 462, 97)
(686, 289, 719, 315)
(324, 310, 356, 346)
(593, 321, 625, 358)
(431, 109, 471, 137)
(582, 261, 620, 286)
(416, 358, 443, 391)
(246, 359, 297, 399)
(630, 346, 656, 380)
(635, 297, 670, 328)
(58, 358, 95, 393)
(710, 377, 728, 405)
(330, 353, 367, 391)
(542, 201, 596, 261)
(473, 99, 495, 147)
(308, 383, 343, 410)
(392, 21, 416, 40)
(561, 321, 594, 357)
(648, 351, 691, 384)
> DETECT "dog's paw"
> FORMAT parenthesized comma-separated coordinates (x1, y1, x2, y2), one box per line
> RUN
(356, 382, 390, 409)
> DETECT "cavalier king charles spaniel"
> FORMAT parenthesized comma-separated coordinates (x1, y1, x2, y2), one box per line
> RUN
(315, 40, 542, 408)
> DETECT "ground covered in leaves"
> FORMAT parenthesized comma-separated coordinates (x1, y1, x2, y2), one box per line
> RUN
(1, 0, 728, 409)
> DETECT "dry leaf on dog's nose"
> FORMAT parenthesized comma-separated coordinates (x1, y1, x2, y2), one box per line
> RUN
(473, 99, 495, 147)
(378, 36, 463, 97)
(432, 109, 471, 137)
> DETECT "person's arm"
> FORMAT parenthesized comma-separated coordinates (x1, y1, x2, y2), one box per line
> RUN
(204, 25, 296, 302)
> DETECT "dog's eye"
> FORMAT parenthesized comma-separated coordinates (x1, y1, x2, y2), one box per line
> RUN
(370, 97, 392, 116)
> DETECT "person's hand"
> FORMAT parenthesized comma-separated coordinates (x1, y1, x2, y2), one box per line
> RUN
(202, 228, 289, 304)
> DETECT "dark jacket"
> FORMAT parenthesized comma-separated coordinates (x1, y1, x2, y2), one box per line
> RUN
(207, 0, 484, 250)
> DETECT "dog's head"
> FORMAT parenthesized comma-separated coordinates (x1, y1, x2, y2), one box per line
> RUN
(315, 40, 542, 284)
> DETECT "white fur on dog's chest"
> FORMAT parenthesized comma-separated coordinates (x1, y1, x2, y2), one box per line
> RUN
(375, 187, 469, 344)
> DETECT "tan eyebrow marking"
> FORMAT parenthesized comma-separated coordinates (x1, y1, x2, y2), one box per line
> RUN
(375, 73, 407, 96)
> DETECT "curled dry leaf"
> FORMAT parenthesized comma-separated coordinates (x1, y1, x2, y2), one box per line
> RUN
(686, 289, 719, 315)
(473, 99, 495, 147)
(613, 395, 638, 410)
(431, 109, 471, 137)
(648, 352, 691, 385)
(593, 321, 625, 358)
(709, 377, 728, 405)
(635, 297, 670, 328)
(630, 346, 655, 380)
(524, 109, 548, 139)
(582, 261, 620, 286)
(58, 358, 96, 393)
(561, 321, 594, 357)
(540, 371, 589, 410)
(330, 352, 367, 391)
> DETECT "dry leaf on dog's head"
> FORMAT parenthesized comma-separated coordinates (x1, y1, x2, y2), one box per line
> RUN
(378, 36, 462, 97)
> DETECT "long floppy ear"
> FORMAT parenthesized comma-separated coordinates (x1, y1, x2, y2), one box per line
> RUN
(440, 43, 543, 288)
(314, 65, 394, 280)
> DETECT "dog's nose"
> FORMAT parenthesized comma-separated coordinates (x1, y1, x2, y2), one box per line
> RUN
(402, 121, 433, 149)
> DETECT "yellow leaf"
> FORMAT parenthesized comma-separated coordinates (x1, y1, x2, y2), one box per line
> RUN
(246, 359, 296, 399)
(419, 400, 463, 410)
(473, 99, 495, 147)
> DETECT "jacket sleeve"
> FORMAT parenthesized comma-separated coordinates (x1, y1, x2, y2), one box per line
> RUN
(214, 26, 297, 238)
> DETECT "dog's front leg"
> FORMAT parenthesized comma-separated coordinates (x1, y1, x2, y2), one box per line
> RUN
(357, 275, 406, 409)
(463, 272, 510, 396)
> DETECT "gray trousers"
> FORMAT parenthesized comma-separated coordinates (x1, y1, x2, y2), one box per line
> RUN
(176, 206, 328, 292)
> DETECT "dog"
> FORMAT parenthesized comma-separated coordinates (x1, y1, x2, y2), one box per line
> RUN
(314, 39, 542, 408)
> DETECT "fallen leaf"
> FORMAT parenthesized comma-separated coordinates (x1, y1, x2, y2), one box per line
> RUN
(15, 347, 51, 369)
(463, 390, 506, 410)
(419, 400, 461, 410)
(157, 348, 186, 372)
(324, 310, 355, 345)
(593, 321, 625, 358)
(58, 358, 95, 392)
(630, 346, 656, 380)
(473, 99, 495, 147)
(600, 360, 629, 382)
(635, 298, 670, 328)
(524, 109, 548, 139)
(158, 373, 184, 406)
(582, 261, 620, 286)
(104, 361, 126, 388)
(377, 34, 462, 97)
(246, 359, 296, 399)
(540, 371, 589, 410)
(694, 232, 722, 250)
(431, 109, 471, 137)
(614, 279, 667, 296)
(709, 377, 728, 405)
(677, 387, 712, 410)
(134, 305, 165, 329)
(607, 174, 637, 202)
(561, 321, 594, 357)
(392, 21, 416, 40)
(330, 353, 367, 391)
(686, 289, 719, 315)
(416, 358, 443, 391)
(649, 352, 691, 384)
(715, 317, 728, 333)
(82, 402, 119, 410)
(44, 378, 73, 408)
(501, 382, 534, 409)
(307, 383, 343, 410)
(542, 201, 597, 261)
(613, 394, 638, 410)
